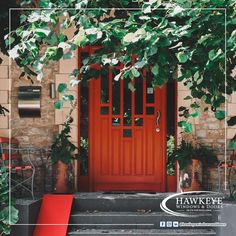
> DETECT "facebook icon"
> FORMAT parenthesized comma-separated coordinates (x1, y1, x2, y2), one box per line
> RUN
(160, 221, 166, 227)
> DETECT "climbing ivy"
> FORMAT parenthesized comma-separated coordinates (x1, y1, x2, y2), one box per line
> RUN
(1, 0, 236, 132)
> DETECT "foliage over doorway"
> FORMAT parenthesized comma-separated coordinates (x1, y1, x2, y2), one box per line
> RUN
(1, 0, 236, 132)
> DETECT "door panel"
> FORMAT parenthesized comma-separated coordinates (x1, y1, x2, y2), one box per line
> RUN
(83, 48, 166, 192)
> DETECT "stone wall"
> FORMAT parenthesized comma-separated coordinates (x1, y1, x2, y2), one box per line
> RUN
(10, 62, 59, 148)
(0, 53, 10, 137)
(0, 53, 60, 148)
(177, 80, 236, 191)
(54, 25, 79, 146)
(177, 81, 225, 155)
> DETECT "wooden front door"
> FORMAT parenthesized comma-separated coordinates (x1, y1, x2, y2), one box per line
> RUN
(83, 49, 166, 192)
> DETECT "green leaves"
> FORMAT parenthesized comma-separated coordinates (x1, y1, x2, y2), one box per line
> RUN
(55, 83, 75, 109)
(190, 102, 200, 109)
(57, 83, 67, 93)
(208, 49, 223, 61)
(45, 47, 63, 61)
(168, 139, 217, 171)
(176, 51, 189, 63)
(85, 27, 103, 42)
(208, 50, 216, 61)
(0, 207, 19, 225)
(128, 81, 135, 92)
(54, 100, 64, 109)
(210, 0, 225, 5)
(131, 67, 140, 78)
(20, 0, 33, 6)
(40, 0, 50, 7)
(62, 94, 75, 101)
(215, 110, 226, 120)
(151, 64, 159, 76)
(190, 109, 199, 118)
(153, 77, 165, 87)
(198, 34, 212, 45)
(35, 28, 51, 37)
(5, 36, 15, 46)
(134, 60, 146, 69)
(0, 167, 19, 235)
(55, 83, 67, 109)
(169, 5, 185, 17)
(73, 27, 86, 46)
(227, 116, 236, 126)
(8, 45, 20, 59)
(123, 29, 146, 44)
(2, 0, 235, 132)
(70, 69, 79, 78)
(51, 121, 78, 164)
(178, 120, 193, 133)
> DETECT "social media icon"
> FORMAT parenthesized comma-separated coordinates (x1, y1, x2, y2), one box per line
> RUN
(160, 221, 165, 227)
(167, 221, 172, 227)
(173, 221, 179, 227)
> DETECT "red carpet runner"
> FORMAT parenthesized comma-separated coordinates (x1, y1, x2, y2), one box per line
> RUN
(33, 194, 73, 236)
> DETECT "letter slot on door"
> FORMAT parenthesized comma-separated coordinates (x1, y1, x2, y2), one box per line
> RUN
(18, 86, 41, 117)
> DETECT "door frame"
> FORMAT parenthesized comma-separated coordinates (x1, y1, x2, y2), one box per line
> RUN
(77, 46, 177, 192)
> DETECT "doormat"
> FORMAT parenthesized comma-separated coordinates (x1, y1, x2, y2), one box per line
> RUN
(33, 194, 73, 236)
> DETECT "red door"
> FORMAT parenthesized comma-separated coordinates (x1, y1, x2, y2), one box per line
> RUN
(81, 48, 166, 192)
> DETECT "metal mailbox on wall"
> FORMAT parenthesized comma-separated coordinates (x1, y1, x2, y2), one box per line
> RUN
(18, 86, 41, 117)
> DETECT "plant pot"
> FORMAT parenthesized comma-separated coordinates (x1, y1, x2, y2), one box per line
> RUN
(167, 175, 177, 192)
(54, 160, 69, 193)
(180, 159, 202, 192)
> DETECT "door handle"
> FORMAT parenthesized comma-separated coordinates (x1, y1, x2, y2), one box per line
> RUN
(156, 110, 161, 133)
(156, 110, 161, 126)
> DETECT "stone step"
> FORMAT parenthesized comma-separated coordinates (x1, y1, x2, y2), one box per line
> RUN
(69, 211, 215, 229)
(67, 228, 216, 236)
(72, 192, 223, 212)
(73, 192, 177, 212)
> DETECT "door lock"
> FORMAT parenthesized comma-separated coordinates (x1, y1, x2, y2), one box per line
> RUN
(156, 128, 160, 133)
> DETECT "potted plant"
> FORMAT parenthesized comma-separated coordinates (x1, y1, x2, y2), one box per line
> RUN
(168, 139, 218, 192)
(51, 104, 77, 193)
